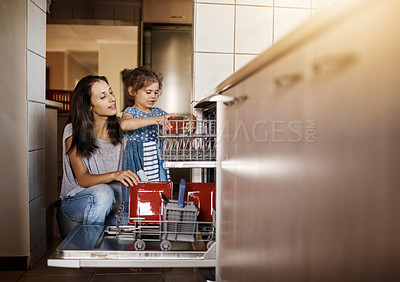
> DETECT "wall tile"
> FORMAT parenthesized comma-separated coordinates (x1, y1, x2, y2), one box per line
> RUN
(35, 55, 46, 102)
(236, 0, 273, 5)
(28, 102, 35, 151)
(29, 151, 35, 201)
(27, 51, 35, 102)
(194, 52, 234, 101)
(35, 103, 46, 150)
(197, 0, 234, 4)
(29, 201, 37, 247)
(30, 238, 47, 266)
(35, 149, 46, 197)
(274, 7, 311, 43)
(28, 1, 46, 56)
(27, 1, 35, 52)
(316, 0, 338, 9)
(235, 6, 273, 54)
(35, 4, 46, 57)
(195, 4, 234, 52)
(29, 196, 47, 265)
(235, 54, 258, 72)
(275, 0, 312, 8)
(312, 8, 318, 16)
(29, 149, 45, 200)
(35, 195, 47, 242)
(29, 102, 45, 150)
(28, 51, 45, 103)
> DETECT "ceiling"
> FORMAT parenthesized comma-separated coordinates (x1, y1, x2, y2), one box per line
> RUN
(46, 24, 138, 72)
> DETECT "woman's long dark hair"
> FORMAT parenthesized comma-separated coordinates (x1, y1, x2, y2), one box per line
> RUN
(67, 75, 123, 158)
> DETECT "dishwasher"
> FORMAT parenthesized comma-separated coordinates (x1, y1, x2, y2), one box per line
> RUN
(47, 109, 217, 279)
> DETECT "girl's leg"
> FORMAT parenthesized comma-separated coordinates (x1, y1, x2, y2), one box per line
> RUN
(61, 184, 115, 225)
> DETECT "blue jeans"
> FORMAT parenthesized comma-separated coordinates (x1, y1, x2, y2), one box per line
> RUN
(61, 184, 117, 225)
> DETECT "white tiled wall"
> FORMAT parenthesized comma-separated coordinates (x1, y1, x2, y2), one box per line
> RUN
(235, 54, 257, 72)
(275, 0, 312, 8)
(195, 4, 234, 53)
(194, 52, 234, 100)
(27, 0, 47, 266)
(236, 0, 273, 5)
(193, 0, 339, 103)
(28, 52, 46, 103)
(274, 7, 311, 42)
(197, 0, 234, 4)
(191, 0, 338, 182)
(235, 6, 273, 54)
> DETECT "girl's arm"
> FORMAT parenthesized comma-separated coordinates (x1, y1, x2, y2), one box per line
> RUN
(120, 113, 173, 131)
(66, 136, 140, 188)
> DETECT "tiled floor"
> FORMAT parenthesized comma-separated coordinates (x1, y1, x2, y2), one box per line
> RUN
(0, 237, 211, 282)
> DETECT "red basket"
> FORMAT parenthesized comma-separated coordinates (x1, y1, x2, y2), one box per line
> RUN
(129, 181, 173, 224)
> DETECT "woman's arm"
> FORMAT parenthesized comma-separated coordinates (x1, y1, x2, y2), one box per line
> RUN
(120, 113, 173, 131)
(66, 136, 140, 188)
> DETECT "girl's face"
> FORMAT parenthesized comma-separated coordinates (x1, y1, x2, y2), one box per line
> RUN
(131, 81, 160, 112)
(90, 80, 117, 118)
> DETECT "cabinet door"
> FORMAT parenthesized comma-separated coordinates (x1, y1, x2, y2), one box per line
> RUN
(142, 0, 193, 24)
(219, 1, 400, 282)
(219, 43, 314, 281)
(310, 1, 400, 280)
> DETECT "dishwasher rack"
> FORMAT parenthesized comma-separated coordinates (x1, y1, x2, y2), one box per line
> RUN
(157, 118, 216, 162)
(115, 180, 216, 252)
(48, 183, 217, 270)
(108, 199, 216, 252)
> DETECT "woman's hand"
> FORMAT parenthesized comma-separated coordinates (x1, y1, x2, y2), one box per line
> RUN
(113, 170, 140, 187)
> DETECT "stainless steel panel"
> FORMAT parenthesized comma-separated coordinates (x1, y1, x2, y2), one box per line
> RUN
(150, 26, 192, 115)
(217, 0, 400, 281)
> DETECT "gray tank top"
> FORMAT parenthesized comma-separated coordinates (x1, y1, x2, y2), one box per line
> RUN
(60, 123, 126, 200)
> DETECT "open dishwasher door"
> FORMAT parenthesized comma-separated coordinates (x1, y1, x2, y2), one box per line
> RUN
(49, 115, 218, 272)
(48, 181, 216, 270)
(47, 224, 216, 269)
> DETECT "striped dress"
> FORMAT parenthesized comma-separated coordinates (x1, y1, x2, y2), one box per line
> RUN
(122, 106, 170, 182)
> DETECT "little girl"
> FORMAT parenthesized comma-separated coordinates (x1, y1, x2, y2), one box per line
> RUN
(120, 66, 172, 182)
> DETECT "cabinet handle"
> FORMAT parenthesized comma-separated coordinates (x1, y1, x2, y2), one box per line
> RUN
(171, 15, 185, 19)
(313, 52, 357, 75)
(223, 95, 248, 106)
(274, 73, 303, 89)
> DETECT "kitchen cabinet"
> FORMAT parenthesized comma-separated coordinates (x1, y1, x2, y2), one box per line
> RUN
(45, 100, 63, 245)
(142, 0, 193, 24)
(212, 0, 400, 281)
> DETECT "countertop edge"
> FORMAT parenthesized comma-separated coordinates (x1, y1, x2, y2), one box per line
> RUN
(45, 99, 63, 109)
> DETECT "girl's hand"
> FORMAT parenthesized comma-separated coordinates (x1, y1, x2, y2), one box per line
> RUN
(184, 114, 196, 134)
(161, 114, 175, 131)
(113, 170, 140, 187)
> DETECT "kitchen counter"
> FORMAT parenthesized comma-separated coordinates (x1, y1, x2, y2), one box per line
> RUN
(211, 0, 400, 280)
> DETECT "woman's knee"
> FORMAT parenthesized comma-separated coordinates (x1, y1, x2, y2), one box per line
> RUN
(90, 184, 115, 207)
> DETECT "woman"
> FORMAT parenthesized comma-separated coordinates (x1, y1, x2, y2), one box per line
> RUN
(60, 75, 140, 225)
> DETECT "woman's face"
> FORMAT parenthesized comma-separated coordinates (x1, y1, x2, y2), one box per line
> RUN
(131, 81, 160, 112)
(90, 80, 117, 118)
